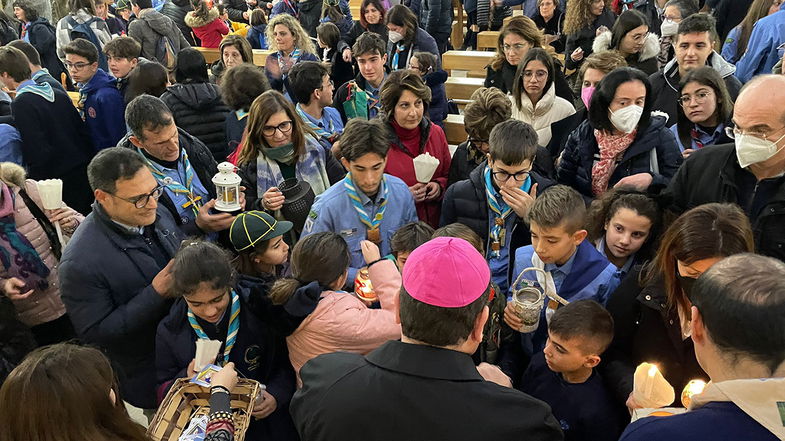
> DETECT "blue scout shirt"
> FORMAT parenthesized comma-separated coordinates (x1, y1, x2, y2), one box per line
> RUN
(303, 173, 418, 283)
(158, 158, 212, 238)
(296, 104, 344, 150)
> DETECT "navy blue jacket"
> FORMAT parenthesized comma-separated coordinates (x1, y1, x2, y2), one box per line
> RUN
(421, 0, 452, 37)
(386, 28, 441, 70)
(424, 69, 447, 127)
(156, 278, 298, 440)
(25, 18, 71, 90)
(556, 115, 682, 198)
(80, 68, 126, 151)
(60, 202, 184, 408)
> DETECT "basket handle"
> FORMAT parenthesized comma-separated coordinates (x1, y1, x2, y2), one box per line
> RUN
(511, 266, 570, 306)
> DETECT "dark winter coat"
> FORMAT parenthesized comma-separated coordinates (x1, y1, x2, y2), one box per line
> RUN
(117, 128, 219, 236)
(80, 68, 126, 151)
(128, 8, 191, 63)
(424, 69, 448, 127)
(222, 0, 250, 23)
(60, 202, 184, 409)
(440, 163, 554, 277)
(564, 8, 616, 70)
(665, 143, 785, 262)
(322, 46, 355, 89)
(386, 27, 441, 70)
(161, 0, 198, 45)
(156, 279, 298, 440)
(23, 18, 70, 91)
(0, 295, 36, 386)
(421, 0, 452, 38)
(447, 142, 554, 188)
(344, 20, 387, 49)
(247, 23, 268, 49)
(714, 0, 754, 41)
(556, 115, 683, 198)
(484, 57, 574, 102)
(601, 266, 708, 407)
(161, 82, 231, 160)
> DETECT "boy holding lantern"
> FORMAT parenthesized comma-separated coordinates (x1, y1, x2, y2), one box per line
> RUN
(520, 299, 623, 441)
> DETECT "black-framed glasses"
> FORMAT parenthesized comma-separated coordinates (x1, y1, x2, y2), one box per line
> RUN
(110, 183, 165, 209)
(64, 61, 91, 71)
(492, 169, 531, 182)
(262, 120, 293, 137)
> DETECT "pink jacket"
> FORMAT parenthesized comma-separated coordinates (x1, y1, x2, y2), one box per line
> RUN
(286, 259, 402, 383)
(5, 180, 83, 327)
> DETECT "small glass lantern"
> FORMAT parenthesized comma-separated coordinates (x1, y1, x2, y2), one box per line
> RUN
(212, 162, 242, 212)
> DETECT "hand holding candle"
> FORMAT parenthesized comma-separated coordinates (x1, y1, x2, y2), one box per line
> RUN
(632, 362, 675, 409)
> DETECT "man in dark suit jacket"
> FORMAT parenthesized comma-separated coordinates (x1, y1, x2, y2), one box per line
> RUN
(290, 236, 564, 441)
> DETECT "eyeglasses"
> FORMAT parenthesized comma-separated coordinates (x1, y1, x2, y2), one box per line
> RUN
(468, 137, 488, 147)
(523, 70, 548, 81)
(502, 43, 529, 53)
(64, 61, 91, 71)
(678, 90, 713, 106)
(725, 125, 785, 141)
(492, 168, 532, 182)
(110, 183, 165, 209)
(262, 120, 293, 137)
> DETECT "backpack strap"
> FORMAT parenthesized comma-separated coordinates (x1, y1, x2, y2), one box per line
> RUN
(17, 188, 62, 261)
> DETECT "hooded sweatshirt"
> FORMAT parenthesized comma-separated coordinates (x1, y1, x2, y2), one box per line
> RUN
(184, 7, 229, 48)
(160, 82, 231, 160)
(620, 378, 785, 440)
(79, 68, 126, 151)
(128, 8, 191, 63)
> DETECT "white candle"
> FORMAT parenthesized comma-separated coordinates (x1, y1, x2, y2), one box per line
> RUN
(644, 364, 658, 398)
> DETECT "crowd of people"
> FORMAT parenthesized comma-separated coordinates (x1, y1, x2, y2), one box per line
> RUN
(0, 0, 785, 440)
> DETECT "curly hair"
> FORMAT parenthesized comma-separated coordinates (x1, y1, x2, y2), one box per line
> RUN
(463, 87, 511, 140)
(379, 69, 432, 122)
(11, 0, 39, 21)
(490, 16, 544, 71)
(265, 13, 316, 55)
(564, 0, 611, 35)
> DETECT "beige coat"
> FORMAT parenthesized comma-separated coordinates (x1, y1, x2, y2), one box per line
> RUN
(3, 173, 83, 327)
(510, 82, 576, 147)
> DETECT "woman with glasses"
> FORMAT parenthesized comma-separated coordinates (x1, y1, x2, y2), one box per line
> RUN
(556, 67, 682, 198)
(671, 66, 733, 158)
(155, 240, 299, 441)
(264, 14, 319, 97)
(591, 9, 660, 75)
(484, 16, 573, 102)
(511, 47, 575, 148)
(237, 90, 344, 228)
(384, 5, 440, 71)
(380, 70, 451, 228)
(563, 0, 616, 71)
(408, 51, 447, 128)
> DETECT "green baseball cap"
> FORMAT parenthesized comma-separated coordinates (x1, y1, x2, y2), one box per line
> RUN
(230, 210, 292, 252)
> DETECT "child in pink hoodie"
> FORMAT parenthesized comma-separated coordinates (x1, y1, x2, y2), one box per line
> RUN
(269, 231, 401, 383)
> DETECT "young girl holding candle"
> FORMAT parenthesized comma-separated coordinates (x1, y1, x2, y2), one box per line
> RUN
(601, 203, 753, 410)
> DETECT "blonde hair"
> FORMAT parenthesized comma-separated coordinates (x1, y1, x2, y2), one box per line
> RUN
(265, 13, 316, 55)
(564, 0, 611, 35)
(462, 87, 512, 140)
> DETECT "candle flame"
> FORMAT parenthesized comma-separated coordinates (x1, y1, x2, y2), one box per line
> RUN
(648, 365, 658, 377)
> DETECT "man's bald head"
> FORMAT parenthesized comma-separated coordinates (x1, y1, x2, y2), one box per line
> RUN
(737, 75, 785, 124)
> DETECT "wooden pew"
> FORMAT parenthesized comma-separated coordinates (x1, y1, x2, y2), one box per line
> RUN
(194, 47, 273, 66)
(476, 31, 499, 51)
(444, 114, 467, 145)
(442, 50, 494, 77)
(445, 76, 484, 101)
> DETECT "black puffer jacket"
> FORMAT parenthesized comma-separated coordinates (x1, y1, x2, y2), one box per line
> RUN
(161, 82, 231, 161)
(556, 115, 683, 198)
(421, 0, 452, 37)
(440, 162, 554, 280)
(447, 141, 554, 187)
(161, 0, 197, 45)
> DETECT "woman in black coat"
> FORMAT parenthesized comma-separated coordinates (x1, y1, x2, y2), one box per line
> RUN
(556, 67, 682, 199)
(601, 203, 754, 410)
(563, 0, 616, 71)
(484, 16, 573, 102)
(161, 48, 231, 161)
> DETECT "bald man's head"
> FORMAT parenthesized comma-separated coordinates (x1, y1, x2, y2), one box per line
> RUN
(735, 75, 785, 128)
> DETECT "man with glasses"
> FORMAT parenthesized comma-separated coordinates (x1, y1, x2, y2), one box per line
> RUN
(0, 45, 95, 214)
(442, 119, 553, 293)
(118, 95, 239, 238)
(60, 147, 185, 415)
(288, 61, 344, 152)
(667, 75, 785, 262)
(648, 13, 741, 126)
(64, 38, 126, 151)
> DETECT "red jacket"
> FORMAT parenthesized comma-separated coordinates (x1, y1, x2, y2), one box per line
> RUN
(385, 119, 451, 228)
(185, 9, 229, 48)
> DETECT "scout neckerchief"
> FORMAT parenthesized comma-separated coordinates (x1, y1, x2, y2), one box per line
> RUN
(278, 47, 302, 77)
(188, 289, 240, 366)
(137, 147, 203, 216)
(391, 42, 406, 70)
(483, 165, 531, 257)
(344, 172, 387, 244)
(296, 103, 337, 143)
(690, 126, 705, 149)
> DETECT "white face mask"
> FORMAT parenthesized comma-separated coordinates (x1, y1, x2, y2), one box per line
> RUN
(609, 105, 644, 134)
(388, 30, 404, 44)
(735, 133, 785, 169)
(660, 19, 679, 37)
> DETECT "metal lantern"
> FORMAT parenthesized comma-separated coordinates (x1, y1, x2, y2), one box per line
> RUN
(212, 162, 242, 212)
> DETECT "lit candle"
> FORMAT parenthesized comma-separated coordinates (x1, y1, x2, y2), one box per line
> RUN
(644, 364, 658, 399)
(681, 379, 707, 408)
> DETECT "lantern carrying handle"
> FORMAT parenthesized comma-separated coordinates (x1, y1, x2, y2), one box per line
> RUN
(511, 266, 570, 306)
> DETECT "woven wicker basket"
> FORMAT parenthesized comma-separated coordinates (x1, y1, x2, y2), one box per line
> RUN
(148, 378, 261, 441)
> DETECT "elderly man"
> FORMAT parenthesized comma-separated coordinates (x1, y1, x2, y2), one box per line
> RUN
(666, 75, 785, 262)
(620, 254, 785, 440)
(60, 147, 184, 412)
(290, 237, 563, 441)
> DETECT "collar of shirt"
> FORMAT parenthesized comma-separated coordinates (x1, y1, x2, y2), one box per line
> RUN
(296, 103, 328, 128)
(112, 219, 144, 235)
(353, 178, 386, 206)
(544, 247, 577, 276)
(595, 237, 635, 275)
(694, 123, 725, 144)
